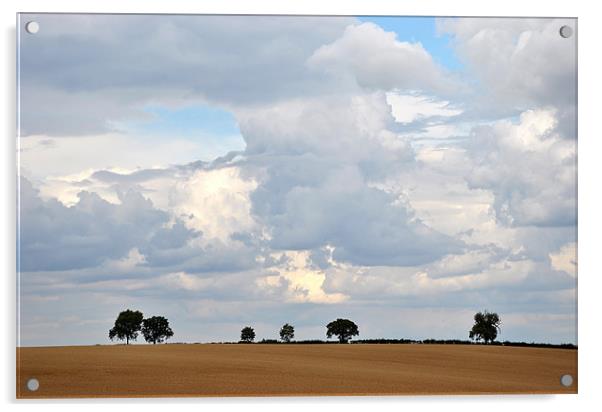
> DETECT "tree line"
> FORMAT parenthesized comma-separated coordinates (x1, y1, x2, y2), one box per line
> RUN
(108, 309, 506, 346)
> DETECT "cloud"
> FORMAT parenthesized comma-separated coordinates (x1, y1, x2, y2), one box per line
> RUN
(549, 242, 577, 278)
(438, 18, 576, 121)
(265, 173, 461, 266)
(169, 166, 258, 243)
(20, 14, 356, 136)
(235, 91, 411, 161)
(233, 91, 462, 266)
(18, 176, 199, 272)
(464, 108, 576, 227)
(17, 15, 577, 346)
(307, 22, 458, 94)
(19, 133, 205, 182)
(424, 247, 504, 279)
(386, 91, 463, 124)
(259, 250, 348, 304)
(321, 254, 535, 300)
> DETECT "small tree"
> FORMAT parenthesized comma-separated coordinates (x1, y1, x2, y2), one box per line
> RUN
(142, 316, 174, 344)
(469, 311, 501, 344)
(108, 309, 143, 345)
(326, 318, 359, 343)
(240, 326, 256, 343)
(279, 323, 295, 343)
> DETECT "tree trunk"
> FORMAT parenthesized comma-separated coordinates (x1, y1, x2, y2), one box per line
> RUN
(126, 336, 129, 345)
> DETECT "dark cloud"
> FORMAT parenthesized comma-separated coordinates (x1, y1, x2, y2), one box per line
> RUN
(259, 169, 462, 266)
(18, 176, 198, 271)
(232, 91, 461, 266)
(19, 14, 356, 136)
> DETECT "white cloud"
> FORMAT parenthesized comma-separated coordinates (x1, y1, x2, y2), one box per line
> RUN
(235, 91, 410, 160)
(386, 92, 462, 124)
(104, 248, 147, 272)
(159, 272, 212, 292)
(263, 251, 348, 304)
(465, 108, 576, 227)
(307, 22, 457, 94)
(438, 18, 576, 115)
(170, 166, 258, 243)
(549, 242, 577, 278)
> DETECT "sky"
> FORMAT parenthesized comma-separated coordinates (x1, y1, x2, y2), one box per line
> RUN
(17, 14, 577, 346)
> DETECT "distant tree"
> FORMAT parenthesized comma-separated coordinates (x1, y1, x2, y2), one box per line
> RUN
(141, 316, 174, 344)
(469, 311, 501, 344)
(279, 323, 295, 343)
(108, 309, 143, 345)
(240, 326, 256, 343)
(326, 318, 359, 343)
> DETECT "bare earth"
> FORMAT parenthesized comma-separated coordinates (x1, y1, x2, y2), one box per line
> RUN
(17, 344, 577, 398)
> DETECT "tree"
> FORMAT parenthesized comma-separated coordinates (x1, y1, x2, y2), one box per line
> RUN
(279, 323, 295, 343)
(108, 309, 143, 345)
(141, 316, 174, 344)
(469, 311, 501, 344)
(326, 318, 359, 343)
(240, 326, 255, 343)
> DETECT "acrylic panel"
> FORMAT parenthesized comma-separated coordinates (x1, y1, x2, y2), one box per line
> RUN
(16, 13, 577, 398)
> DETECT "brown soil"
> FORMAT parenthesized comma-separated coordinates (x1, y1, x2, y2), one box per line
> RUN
(16, 344, 577, 398)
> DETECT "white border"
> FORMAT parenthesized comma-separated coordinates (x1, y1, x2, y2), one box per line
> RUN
(2, 1, 600, 411)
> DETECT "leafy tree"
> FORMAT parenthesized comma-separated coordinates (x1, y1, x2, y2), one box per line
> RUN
(240, 326, 256, 343)
(326, 318, 359, 343)
(279, 323, 295, 342)
(108, 309, 143, 345)
(141, 316, 174, 344)
(469, 311, 502, 344)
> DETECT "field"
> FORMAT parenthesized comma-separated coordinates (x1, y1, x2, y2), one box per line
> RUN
(17, 344, 577, 398)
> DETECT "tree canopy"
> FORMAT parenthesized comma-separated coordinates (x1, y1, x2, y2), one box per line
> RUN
(326, 318, 359, 343)
(141, 316, 174, 344)
(240, 326, 256, 343)
(279, 323, 295, 342)
(108, 309, 143, 345)
(469, 311, 501, 344)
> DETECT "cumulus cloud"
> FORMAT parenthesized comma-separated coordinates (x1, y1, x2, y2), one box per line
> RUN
(169, 167, 258, 242)
(307, 22, 458, 94)
(18, 176, 192, 271)
(259, 250, 348, 304)
(549, 242, 577, 278)
(465, 108, 576, 227)
(263, 171, 461, 266)
(438, 18, 577, 122)
(233, 91, 462, 266)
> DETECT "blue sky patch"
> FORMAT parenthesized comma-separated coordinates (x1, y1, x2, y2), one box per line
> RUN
(360, 16, 462, 71)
